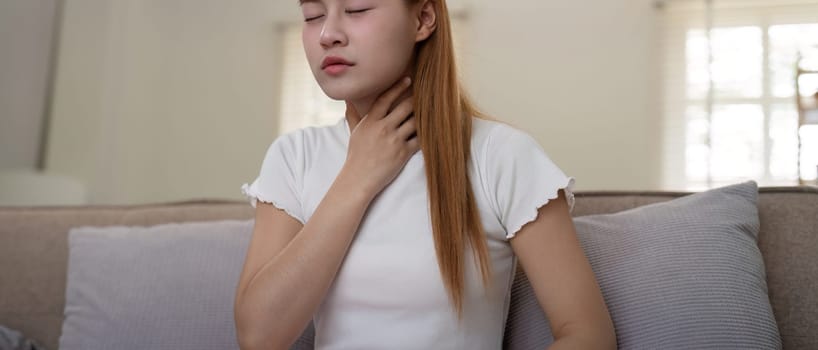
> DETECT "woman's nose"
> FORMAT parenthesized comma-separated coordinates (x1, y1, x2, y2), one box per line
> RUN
(319, 16, 348, 48)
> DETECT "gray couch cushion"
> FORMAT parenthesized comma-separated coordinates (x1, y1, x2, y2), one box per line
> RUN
(504, 181, 782, 349)
(59, 220, 253, 350)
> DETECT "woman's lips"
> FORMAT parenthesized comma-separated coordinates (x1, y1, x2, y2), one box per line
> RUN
(323, 64, 351, 76)
(321, 56, 354, 76)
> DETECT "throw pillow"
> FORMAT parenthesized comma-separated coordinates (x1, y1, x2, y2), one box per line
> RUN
(503, 181, 782, 349)
(0, 324, 46, 350)
(59, 220, 253, 350)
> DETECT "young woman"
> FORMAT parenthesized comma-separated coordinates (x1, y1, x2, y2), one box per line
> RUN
(234, 0, 615, 349)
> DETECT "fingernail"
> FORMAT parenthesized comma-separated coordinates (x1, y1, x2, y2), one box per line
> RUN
(404, 77, 412, 85)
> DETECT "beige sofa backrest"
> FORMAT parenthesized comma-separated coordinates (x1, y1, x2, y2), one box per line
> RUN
(1, 188, 816, 349)
(0, 201, 254, 349)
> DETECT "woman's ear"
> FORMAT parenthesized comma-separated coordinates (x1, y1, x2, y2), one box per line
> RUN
(414, 0, 437, 42)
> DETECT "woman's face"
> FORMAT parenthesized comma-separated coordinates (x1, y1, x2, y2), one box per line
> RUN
(300, 0, 420, 101)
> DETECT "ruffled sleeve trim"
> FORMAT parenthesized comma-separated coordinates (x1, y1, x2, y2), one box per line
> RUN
(240, 182, 306, 225)
(505, 176, 575, 240)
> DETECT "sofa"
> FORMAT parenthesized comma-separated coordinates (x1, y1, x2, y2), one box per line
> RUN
(1, 186, 816, 349)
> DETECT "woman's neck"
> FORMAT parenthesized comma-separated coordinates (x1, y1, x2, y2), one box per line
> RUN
(345, 98, 376, 131)
(345, 86, 413, 132)
(346, 68, 415, 131)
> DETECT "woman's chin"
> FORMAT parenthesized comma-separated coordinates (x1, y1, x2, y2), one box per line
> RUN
(316, 75, 393, 103)
(314, 82, 348, 101)
(322, 91, 349, 101)
(318, 84, 368, 102)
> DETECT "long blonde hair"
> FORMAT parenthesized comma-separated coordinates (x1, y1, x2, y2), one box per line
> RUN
(409, 0, 494, 320)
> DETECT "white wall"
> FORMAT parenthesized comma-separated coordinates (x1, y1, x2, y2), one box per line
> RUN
(461, 0, 661, 191)
(0, 0, 59, 170)
(47, 0, 281, 204)
(45, 0, 661, 205)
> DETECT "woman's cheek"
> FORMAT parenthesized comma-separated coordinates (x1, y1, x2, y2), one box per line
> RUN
(302, 36, 322, 70)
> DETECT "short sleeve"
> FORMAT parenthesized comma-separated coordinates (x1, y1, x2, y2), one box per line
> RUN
(483, 124, 575, 240)
(240, 134, 306, 225)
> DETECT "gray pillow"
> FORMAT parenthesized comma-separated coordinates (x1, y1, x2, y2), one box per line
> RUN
(59, 220, 253, 350)
(1, 325, 46, 350)
(503, 181, 782, 349)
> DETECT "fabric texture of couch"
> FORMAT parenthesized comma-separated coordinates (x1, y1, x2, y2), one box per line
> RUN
(1, 186, 816, 349)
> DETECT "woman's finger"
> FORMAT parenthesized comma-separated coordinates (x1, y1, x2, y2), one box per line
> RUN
(406, 136, 420, 154)
(385, 97, 414, 129)
(396, 114, 416, 140)
(367, 77, 411, 120)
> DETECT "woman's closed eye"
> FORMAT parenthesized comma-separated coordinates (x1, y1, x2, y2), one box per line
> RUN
(345, 8, 371, 15)
(304, 8, 370, 22)
(304, 14, 324, 22)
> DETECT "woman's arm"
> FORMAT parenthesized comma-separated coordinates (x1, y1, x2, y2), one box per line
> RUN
(234, 172, 374, 350)
(509, 190, 617, 350)
(234, 77, 418, 350)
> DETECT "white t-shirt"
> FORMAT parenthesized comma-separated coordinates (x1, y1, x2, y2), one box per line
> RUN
(241, 116, 575, 349)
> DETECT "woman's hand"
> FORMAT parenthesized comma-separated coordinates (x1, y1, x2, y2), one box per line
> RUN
(341, 77, 420, 198)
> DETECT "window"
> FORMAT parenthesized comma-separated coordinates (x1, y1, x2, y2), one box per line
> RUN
(660, 0, 818, 190)
(278, 18, 468, 135)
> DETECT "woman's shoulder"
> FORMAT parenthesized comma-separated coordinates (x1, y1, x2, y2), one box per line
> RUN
(269, 117, 347, 152)
(471, 116, 537, 154)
